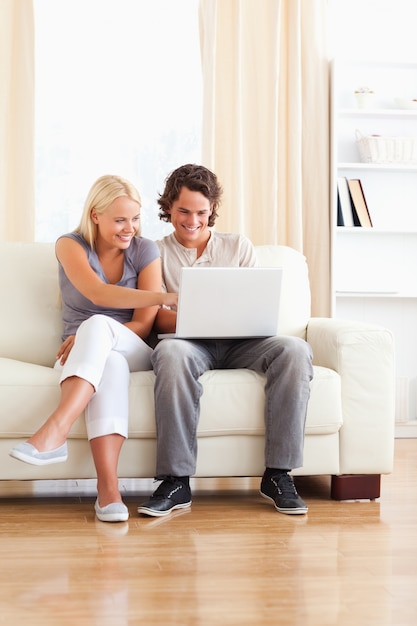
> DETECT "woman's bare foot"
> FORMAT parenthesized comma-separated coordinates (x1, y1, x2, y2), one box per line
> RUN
(27, 419, 67, 452)
(97, 483, 124, 508)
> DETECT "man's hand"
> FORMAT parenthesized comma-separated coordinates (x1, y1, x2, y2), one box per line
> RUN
(56, 335, 75, 365)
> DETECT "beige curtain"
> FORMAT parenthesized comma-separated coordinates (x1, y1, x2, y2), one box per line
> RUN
(0, 0, 35, 242)
(199, 0, 330, 316)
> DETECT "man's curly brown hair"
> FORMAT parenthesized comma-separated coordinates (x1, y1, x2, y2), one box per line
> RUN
(157, 164, 222, 227)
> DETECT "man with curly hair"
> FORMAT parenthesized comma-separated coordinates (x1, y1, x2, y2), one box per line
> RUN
(138, 164, 314, 517)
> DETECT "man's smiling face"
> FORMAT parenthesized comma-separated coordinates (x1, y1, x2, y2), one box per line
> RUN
(168, 186, 213, 249)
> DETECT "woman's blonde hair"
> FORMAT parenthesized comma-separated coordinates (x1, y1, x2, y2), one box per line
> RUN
(75, 175, 142, 248)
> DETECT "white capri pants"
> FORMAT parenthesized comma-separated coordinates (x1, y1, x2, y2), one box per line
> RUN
(54, 314, 152, 440)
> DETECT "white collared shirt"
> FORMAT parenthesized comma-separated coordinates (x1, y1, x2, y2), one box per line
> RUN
(156, 230, 258, 293)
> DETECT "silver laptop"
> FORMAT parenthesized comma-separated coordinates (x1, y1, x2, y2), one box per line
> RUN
(158, 266, 283, 339)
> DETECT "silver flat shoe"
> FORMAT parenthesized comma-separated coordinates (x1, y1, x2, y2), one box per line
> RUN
(9, 442, 68, 466)
(94, 500, 129, 523)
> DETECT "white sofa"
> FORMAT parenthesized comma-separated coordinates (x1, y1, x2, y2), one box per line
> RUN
(0, 242, 395, 500)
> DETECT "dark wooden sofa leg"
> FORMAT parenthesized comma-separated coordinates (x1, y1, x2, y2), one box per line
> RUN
(330, 474, 381, 501)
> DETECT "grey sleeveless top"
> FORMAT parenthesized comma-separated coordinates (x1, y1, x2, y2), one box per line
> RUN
(57, 232, 160, 339)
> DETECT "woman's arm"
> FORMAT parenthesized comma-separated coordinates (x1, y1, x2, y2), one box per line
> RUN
(56, 237, 177, 309)
(56, 335, 75, 365)
(124, 257, 163, 339)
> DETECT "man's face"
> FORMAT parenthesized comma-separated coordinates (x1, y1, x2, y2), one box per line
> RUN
(167, 186, 213, 249)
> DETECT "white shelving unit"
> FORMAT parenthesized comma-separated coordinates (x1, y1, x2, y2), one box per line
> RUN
(331, 59, 417, 437)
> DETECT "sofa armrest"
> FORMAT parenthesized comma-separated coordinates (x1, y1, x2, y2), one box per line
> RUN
(306, 317, 395, 475)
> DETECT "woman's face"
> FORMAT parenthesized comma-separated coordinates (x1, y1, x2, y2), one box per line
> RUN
(92, 196, 141, 250)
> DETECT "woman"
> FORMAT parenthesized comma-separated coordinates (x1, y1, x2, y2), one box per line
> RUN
(9, 175, 177, 522)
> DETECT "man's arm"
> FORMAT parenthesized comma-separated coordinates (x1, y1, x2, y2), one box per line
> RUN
(153, 307, 177, 334)
(239, 235, 258, 267)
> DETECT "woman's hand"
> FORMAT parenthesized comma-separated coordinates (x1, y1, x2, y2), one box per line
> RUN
(56, 335, 75, 365)
(162, 292, 178, 307)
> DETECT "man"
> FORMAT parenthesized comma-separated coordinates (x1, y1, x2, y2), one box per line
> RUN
(138, 164, 314, 517)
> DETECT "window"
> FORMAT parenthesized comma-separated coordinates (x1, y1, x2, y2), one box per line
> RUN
(34, 0, 202, 242)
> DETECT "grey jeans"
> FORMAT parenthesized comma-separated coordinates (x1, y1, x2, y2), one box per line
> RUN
(151, 336, 314, 477)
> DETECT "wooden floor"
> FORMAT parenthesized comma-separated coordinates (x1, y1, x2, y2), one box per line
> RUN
(0, 439, 416, 625)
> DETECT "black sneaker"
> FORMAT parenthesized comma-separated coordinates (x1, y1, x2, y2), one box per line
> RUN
(137, 477, 192, 517)
(260, 472, 308, 515)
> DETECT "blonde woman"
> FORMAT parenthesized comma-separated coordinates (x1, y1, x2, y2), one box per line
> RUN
(10, 175, 177, 522)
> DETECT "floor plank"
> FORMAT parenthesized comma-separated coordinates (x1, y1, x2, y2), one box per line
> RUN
(0, 439, 416, 625)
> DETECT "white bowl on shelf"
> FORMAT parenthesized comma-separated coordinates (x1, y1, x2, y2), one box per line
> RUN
(394, 97, 417, 110)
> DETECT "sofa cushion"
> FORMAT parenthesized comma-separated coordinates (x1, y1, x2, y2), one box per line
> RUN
(256, 244, 310, 338)
(0, 359, 342, 439)
(197, 365, 342, 437)
(0, 242, 62, 367)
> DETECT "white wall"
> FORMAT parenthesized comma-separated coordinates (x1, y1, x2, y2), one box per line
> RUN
(329, 0, 417, 62)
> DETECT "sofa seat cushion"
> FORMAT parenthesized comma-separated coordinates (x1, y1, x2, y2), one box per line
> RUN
(0, 359, 62, 437)
(0, 358, 341, 440)
(197, 365, 342, 437)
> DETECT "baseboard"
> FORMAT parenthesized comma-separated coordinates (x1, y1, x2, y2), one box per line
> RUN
(395, 421, 417, 438)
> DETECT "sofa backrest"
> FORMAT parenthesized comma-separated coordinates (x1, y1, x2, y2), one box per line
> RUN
(0, 242, 310, 367)
(255, 245, 310, 338)
(0, 242, 63, 367)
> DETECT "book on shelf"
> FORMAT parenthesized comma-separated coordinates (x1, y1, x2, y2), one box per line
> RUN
(337, 195, 344, 226)
(347, 179, 373, 228)
(337, 177, 357, 227)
